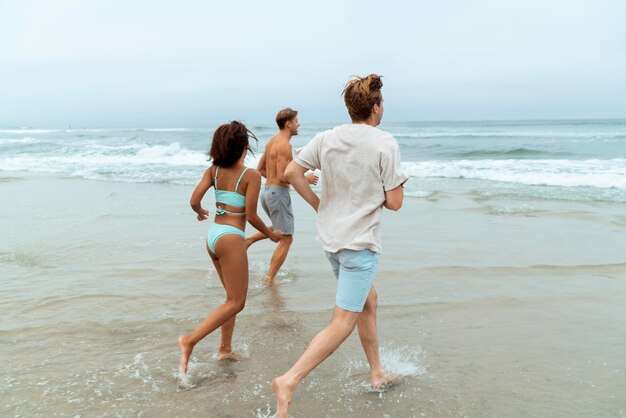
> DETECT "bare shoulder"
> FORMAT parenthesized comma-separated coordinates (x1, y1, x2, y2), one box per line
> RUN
(245, 167, 262, 181)
(265, 135, 277, 151)
(241, 168, 261, 193)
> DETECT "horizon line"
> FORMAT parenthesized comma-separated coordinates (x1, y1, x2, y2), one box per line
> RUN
(2, 117, 625, 130)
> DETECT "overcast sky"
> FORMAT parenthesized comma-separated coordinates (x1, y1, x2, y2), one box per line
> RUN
(1, 0, 625, 127)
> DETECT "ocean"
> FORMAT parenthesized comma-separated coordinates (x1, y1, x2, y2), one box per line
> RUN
(1, 119, 625, 201)
(1, 120, 625, 417)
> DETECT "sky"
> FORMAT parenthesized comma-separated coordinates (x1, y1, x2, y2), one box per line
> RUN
(1, 0, 625, 127)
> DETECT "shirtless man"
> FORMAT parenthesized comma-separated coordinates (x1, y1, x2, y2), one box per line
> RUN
(247, 108, 318, 285)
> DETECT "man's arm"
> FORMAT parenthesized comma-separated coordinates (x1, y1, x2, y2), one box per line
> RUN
(383, 185, 404, 211)
(279, 143, 317, 184)
(257, 152, 267, 178)
(285, 161, 320, 212)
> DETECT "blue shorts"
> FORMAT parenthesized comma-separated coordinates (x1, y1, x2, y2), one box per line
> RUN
(325, 249, 380, 312)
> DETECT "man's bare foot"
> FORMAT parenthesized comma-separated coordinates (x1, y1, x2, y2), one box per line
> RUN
(371, 372, 403, 389)
(178, 335, 195, 374)
(272, 376, 296, 418)
(216, 351, 244, 361)
(262, 275, 278, 286)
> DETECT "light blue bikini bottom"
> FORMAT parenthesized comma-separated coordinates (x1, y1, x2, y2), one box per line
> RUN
(207, 223, 246, 254)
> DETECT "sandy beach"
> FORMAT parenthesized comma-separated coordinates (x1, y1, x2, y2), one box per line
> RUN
(3, 0, 625, 414)
(1, 171, 625, 417)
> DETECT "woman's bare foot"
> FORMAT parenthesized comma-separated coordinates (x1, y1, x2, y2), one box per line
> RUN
(272, 375, 296, 418)
(216, 351, 244, 361)
(178, 335, 195, 374)
(262, 275, 278, 286)
(371, 372, 403, 389)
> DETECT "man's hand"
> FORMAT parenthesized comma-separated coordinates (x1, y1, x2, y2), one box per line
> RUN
(306, 173, 319, 185)
(196, 209, 209, 221)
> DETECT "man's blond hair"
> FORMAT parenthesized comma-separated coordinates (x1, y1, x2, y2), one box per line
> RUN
(276, 108, 298, 129)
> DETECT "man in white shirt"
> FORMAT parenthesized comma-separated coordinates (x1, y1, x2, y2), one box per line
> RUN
(272, 74, 409, 418)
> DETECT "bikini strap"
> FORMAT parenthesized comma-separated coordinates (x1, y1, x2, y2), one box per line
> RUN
(234, 168, 249, 193)
(214, 166, 219, 190)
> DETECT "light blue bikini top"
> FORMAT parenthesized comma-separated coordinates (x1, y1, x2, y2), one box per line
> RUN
(214, 166, 248, 216)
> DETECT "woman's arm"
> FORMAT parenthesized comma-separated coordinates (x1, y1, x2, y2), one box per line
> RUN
(190, 167, 213, 221)
(245, 169, 281, 242)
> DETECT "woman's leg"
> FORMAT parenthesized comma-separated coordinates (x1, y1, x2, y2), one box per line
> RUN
(208, 247, 244, 360)
(178, 234, 249, 373)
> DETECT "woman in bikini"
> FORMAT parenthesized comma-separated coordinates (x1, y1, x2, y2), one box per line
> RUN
(178, 121, 281, 374)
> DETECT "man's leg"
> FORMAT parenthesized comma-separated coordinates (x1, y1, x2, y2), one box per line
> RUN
(272, 306, 360, 418)
(263, 234, 293, 285)
(357, 286, 402, 387)
(246, 229, 270, 248)
(248, 187, 272, 248)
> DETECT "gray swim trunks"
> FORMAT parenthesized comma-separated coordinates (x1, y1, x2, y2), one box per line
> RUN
(260, 185, 294, 235)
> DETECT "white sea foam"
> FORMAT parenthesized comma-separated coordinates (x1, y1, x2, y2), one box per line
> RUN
(0, 129, 58, 134)
(1, 123, 624, 201)
(143, 128, 191, 132)
(66, 128, 140, 132)
(405, 190, 434, 198)
(402, 159, 626, 190)
(393, 131, 626, 139)
(0, 142, 208, 171)
(0, 137, 43, 144)
(134, 143, 207, 165)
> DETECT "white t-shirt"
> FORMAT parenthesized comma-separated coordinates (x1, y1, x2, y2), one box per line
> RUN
(293, 123, 408, 253)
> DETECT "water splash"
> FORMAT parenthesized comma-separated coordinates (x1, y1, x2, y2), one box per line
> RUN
(210, 339, 250, 360)
(116, 353, 163, 392)
(176, 367, 195, 389)
(339, 344, 426, 397)
(341, 345, 425, 379)
(174, 360, 213, 389)
(255, 403, 276, 418)
(379, 345, 426, 377)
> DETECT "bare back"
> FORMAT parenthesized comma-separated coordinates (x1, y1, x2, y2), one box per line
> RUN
(260, 135, 293, 188)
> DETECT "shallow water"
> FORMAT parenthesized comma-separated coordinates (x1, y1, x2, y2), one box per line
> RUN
(1, 173, 625, 417)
